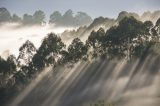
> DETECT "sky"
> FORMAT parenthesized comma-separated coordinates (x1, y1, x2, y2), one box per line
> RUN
(0, 0, 160, 19)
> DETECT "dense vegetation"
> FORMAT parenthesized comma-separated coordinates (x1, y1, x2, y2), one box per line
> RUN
(0, 16, 160, 105)
(1, 7, 160, 27)
(0, 8, 92, 27)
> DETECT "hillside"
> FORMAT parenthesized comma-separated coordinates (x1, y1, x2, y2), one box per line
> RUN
(10, 55, 160, 106)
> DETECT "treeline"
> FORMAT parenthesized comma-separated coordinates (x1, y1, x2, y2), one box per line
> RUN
(117, 11, 160, 23)
(60, 10, 160, 41)
(1, 7, 160, 28)
(0, 16, 160, 105)
(0, 8, 92, 27)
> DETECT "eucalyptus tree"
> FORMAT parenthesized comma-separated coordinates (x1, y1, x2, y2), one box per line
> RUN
(49, 11, 62, 26)
(32, 33, 65, 71)
(33, 10, 45, 25)
(86, 28, 105, 59)
(105, 16, 147, 59)
(68, 38, 88, 63)
(0, 7, 11, 23)
(12, 14, 22, 23)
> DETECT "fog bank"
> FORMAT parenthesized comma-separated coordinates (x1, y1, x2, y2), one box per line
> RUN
(0, 23, 74, 57)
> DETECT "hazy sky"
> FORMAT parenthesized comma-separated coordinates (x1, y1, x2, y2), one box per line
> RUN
(0, 0, 160, 18)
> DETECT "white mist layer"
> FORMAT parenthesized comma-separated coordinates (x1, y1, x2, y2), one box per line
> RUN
(0, 23, 75, 57)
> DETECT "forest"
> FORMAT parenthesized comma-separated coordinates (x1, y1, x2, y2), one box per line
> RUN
(0, 14, 160, 105)
(0, 7, 92, 27)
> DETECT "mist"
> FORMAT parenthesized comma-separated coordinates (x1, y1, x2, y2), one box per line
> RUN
(0, 4, 160, 106)
(0, 23, 75, 57)
(9, 56, 160, 106)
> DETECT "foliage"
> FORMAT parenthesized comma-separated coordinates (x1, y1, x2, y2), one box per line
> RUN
(12, 14, 21, 22)
(0, 15, 160, 106)
(33, 10, 45, 25)
(0, 7, 11, 23)
(22, 10, 45, 25)
(0, 56, 10, 75)
(32, 33, 65, 70)
(68, 38, 88, 63)
(22, 14, 34, 25)
(86, 28, 105, 59)
(17, 40, 37, 67)
(49, 11, 62, 25)
(49, 9, 92, 27)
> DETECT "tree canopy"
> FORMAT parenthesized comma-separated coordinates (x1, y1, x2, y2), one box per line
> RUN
(0, 7, 11, 23)
(49, 10, 93, 27)
(0, 15, 160, 106)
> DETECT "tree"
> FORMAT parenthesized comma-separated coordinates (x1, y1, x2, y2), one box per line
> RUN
(87, 28, 105, 49)
(22, 14, 33, 25)
(0, 56, 10, 88)
(74, 12, 92, 26)
(0, 55, 16, 88)
(57, 50, 70, 65)
(0, 7, 11, 23)
(156, 18, 160, 27)
(143, 21, 153, 33)
(33, 10, 45, 25)
(155, 18, 160, 35)
(68, 38, 88, 63)
(117, 11, 140, 22)
(0, 57, 10, 75)
(62, 9, 74, 26)
(49, 10, 92, 27)
(12, 14, 21, 23)
(118, 16, 144, 39)
(6, 55, 17, 74)
(86, 28, 105, 59)
(32, 33, 65, 70)
(104, 17, 147, 59)
(49, 11, 62, 25)
(86, 30, 97, 49)
(17, 40, 37, 67)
